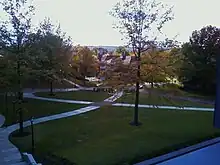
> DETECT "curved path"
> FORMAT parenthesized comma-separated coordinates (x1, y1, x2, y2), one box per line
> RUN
(24, 93, 214, 112)
(0, 114, 28, 165)
(0, 91, 123, 165)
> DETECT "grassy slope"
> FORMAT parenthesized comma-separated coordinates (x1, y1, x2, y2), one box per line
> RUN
(23, 79, 75, 89)
(35, 91, 110, 102)
(0, 95, 86, 126)
(35, 89, 213, 108)
(117, 87, 214, 108)
(11, 107, 220, 165)
(149, 87, 215, 100)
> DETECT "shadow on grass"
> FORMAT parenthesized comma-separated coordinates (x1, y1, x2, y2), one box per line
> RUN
(128, 133, 220, 165)
(10, 129, 30, 138)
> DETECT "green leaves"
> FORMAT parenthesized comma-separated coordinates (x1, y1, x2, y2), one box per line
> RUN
(179, 26, 220, 94)
(0, 0, 36, 93)
(141, 49, 174, 84)
(27, 19, 73, 84)
(72, 46, 98, 78)
(0, 55, 17, 89)
(110, 0, 174, 53)
(115, 46, 129, 55)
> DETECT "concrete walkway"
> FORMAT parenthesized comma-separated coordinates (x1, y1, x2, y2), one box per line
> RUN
(23, 93, 214, 112)
(0, 91, 123, 165)
(23, 88, 79, 93)
(0, 114, 28, 165)
(63, 78, 82, 88)
(112, 103, 214, 112)
(24, 92, 93, 105)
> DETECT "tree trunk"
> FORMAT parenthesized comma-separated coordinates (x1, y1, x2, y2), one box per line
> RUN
(13, 100, 16, 123)
(4, 92, 8, 124)
(50, 81, 54, 96)
(17, 49, 24, 133)
(18, 80, 23, 134)
(19, 107, 23, 134)
(151, 82, 154, 88)
(131, 49, 141, 126)
(214, 55, 220, 128)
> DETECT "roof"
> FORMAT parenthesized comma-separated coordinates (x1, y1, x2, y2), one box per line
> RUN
(99, 54, 136, 65)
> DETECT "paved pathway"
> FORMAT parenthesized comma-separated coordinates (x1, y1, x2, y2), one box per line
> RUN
(23, 93, 214, 112)
(0, 114, 28, 165)
(24, 92, 93, 105)
(112, 103, 214, 111)
(63, 78, 82, 88)
(0, 91, 123, 165)
(22, 88, 79, 93)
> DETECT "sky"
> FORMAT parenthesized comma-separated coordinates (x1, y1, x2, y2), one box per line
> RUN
(2, 0, 220, 46)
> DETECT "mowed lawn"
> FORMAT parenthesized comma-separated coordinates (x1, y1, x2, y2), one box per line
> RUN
(10, 106, 220, 165)
(35, 91, 110, 102)
(0, 95, 86, 126)
(117, 92, 214, 108)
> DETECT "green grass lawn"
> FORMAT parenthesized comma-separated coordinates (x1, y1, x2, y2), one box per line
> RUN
(0, 95, 86, 126)
(180, 90, 215, 100)
(10, 106, 220, 165)
(23, 79, 75, 89)
(150, 87, 215, 100)
(117, 91, 214, 108)
(35, 91, 110, 102)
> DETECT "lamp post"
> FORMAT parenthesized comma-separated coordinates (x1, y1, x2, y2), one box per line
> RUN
(30, 117, 35, 154)
(5, 92, 8, 120)
(12, 100, 17, 123)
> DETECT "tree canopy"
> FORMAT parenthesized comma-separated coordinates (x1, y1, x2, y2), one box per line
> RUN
(115, 46, 130, 56)
(141, 49, 174, 86)
(179, 25, 220, 94)
(110, 0, 173, 54)
(72, 46, 99, 78)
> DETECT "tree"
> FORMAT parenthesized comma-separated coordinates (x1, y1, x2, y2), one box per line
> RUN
(0, 0, 35, 133)
(110, 0, 173, 125)
(27, 18, 74, 95)
(115, 46, 129, 56)
(0, 55, 18, 121)
(73, 46, 99, 80)
(167, 47, 183, 83)
(101, 56, 137, 90)
(179, 26, 220, 94)
(141, 49, 173, 87)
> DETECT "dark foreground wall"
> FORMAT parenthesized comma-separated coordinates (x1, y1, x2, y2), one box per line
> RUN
(214, 55, 220, 128)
